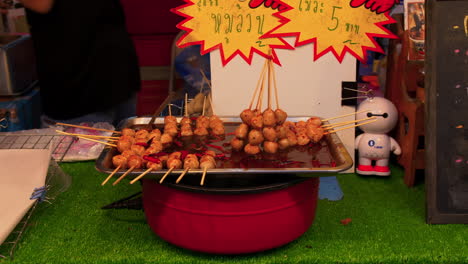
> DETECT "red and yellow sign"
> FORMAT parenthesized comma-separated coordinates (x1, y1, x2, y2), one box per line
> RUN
(172, 0, 293, 65)
(263, 0, 397, 62)
(172, 0, 397, 64)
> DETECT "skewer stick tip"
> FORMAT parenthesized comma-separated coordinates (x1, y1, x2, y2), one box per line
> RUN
(200, 167, 208, 186)
(159, 167, 174, 184)
(176, 168, 190, 184)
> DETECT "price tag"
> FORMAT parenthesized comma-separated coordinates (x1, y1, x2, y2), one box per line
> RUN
(173, 0, 293, 65)
(263, 0, 397, 62)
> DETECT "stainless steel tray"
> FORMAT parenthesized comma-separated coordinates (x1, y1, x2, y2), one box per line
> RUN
(95, 117, 353, 180)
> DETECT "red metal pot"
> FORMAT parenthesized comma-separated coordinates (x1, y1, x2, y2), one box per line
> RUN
(142, 176, 319, 254)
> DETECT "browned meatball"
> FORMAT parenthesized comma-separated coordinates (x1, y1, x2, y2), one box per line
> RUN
(180, 116, 192, 126)
(296, 121, 307, 129)
(167, 158, 182, 169)
(209, 116, 223, 128)
(131, 145, 146, 156)
(200, 155, 216, 164)
(263, 109, 277, 127)
(135, 129, 149, 139)
(296, 133, 310, 146)
(144, 146, 160, 155)
(185, 154, 198, 161)
(164, 125, 178, 138)
(200, 160, 216, 170)
(211, 124, 225, 136)
(240, 109, 254, 125)
(148, 129, 162, 141)
(164, 115, 177, 124)
(306, 125, 324, 143)
(135, 137, 149, 144)
(112, 155, 128, 169)
(263, 141, 279, 154)
(250, 114, 264, 130)
(278, 138, 290, 150)
(121, 128, 136, 137)
(146, 161, 163, 170)
(181, 127, 194, 137)
(244, 144, 261, 155)
(160, 133, 173, 145)
(276, 125, 289, 139)
(263, 127, 277, 142)
(248, 129, 264, 145)
(117, 139, 132, 153)
(121, 150, 136, 159)
(194, 127, 209, 136)
(196, 116, 210, 128)
(275, 109, 288, 125)
(119, 135, 135, 144)
(287, 131, 298, 146)
(230, 138, 245, 151)
(127, 155, 143, 169)
(184, 157, 200, 169)
(235, 123, 249, 139)
(150, 141, 163, 152)
(307, 117, 322, 127)
(166, 152, 180, 160)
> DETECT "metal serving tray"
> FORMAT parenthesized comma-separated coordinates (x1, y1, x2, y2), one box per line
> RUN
(95, 117, 353, 181)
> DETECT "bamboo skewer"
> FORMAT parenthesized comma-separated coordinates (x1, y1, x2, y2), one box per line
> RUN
(175, 168, 190, 184)
(256, 71, 266, 111)
(270, 59, 280, 109)
(202, 96, 207, 116)
(249, 59, 269, 110)
(322, 117, 377, 129)
(55, 123, 120, 134)
(200, 167, 208, 186)
(168, 103, 172, 116)
(159, 167, 175, 184)
(55, 130, 119, 140)
(325, 119, 378, 135)
(321, 109, 370, 122)
(63, 134, 117, 147)
(113, 166, 136, 185)
(101, 165, 121, 186)
(130, 167, 153, 184)
(267, 56, 272, 110)
(185, 93, 189, 117)
(200, 69, 212, 89)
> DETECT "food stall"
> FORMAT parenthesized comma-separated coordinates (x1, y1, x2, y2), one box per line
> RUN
(0, 0, 467, 262)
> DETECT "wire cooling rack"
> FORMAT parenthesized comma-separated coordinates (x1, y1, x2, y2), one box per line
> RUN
(0, 134, 74, 161)
(0, 133, 74, 259)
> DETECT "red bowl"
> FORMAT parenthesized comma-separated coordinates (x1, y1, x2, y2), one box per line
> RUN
(142, 177, 319, 254)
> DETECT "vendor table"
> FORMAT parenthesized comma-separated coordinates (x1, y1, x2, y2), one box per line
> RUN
(1, 162, 466, 264)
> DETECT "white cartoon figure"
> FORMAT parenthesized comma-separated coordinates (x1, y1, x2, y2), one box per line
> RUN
(355, 97, 401, 176)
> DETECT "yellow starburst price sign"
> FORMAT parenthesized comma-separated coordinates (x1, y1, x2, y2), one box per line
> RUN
(172, 0, 293, 65)
(263, 0, 397, 62)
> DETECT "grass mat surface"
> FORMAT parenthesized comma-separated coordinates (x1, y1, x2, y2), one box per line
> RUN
(1, 162, 467, 264)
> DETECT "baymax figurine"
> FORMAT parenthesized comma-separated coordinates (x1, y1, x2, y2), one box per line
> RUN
(355, 97, 401, 176)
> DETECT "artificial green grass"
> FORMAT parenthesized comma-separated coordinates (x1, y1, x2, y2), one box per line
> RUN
(1, 162, 467, 264)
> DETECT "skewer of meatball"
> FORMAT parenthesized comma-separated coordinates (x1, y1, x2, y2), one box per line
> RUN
(200, 151, 216, 186)
(113, 155, 144, 185)
(176, 154, 200, 184)
(159, 152, 183, 184)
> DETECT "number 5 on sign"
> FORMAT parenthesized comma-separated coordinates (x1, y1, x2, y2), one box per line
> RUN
(262, 0, 397, 62)
(328, 6, 343, 31)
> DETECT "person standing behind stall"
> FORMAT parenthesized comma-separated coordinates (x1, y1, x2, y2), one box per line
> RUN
(6, 0, 141, 126)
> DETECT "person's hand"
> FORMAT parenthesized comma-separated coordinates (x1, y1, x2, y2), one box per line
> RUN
(349, 0, 399, 14)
